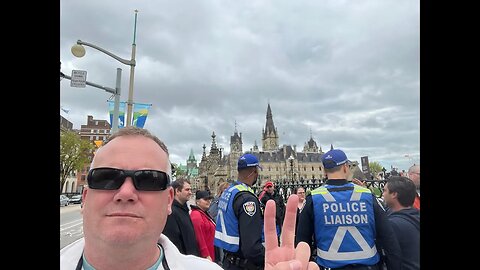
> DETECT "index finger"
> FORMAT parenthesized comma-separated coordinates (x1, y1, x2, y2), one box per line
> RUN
(280, 194, 299, 248)
(264, 199, 279, 250)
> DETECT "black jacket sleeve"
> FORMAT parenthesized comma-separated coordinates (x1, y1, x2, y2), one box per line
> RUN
(372, 194, 403, 270)
(275, 193, 285, 226)
(295, 194, 314, 247)
(233, 191, 265, 266)
(163, 212, 185, 254)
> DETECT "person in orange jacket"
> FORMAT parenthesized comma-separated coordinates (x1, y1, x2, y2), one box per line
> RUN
(407, 165, 420, 210)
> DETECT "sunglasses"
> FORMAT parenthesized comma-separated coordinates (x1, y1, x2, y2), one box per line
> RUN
(87, 167, 171, 191)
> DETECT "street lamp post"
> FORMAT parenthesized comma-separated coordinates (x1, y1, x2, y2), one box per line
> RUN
(71, 10, 138, 127)
(60, 67, 122, 133)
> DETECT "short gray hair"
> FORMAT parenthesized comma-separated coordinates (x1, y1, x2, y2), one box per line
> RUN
(100, 126, 171, 176)
(105, 126, 169, 155)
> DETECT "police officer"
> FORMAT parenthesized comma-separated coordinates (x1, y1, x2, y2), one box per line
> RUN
(295, 148, 402, 270)
(214, 153, 265, 270)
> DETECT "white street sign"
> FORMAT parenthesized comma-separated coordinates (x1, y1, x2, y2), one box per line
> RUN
(70, 70, 87, 88)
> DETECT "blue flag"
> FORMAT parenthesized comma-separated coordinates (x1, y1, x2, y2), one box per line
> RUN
(132, 103, 152, 128)
(108, 101, 126, 129)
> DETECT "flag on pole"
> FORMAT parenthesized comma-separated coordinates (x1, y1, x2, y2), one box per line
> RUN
(108, 101, 126, 129)
(132, 103, 152, 128)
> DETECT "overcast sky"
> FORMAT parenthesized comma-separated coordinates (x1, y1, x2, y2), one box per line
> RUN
(60, 0, 419, 172)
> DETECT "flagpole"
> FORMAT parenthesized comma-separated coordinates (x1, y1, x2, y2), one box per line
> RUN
(125, 10, 138, 127)
(112, 68, 122, 133)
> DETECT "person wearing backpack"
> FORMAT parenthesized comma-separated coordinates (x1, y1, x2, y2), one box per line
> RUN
(382, 176, 420, 270)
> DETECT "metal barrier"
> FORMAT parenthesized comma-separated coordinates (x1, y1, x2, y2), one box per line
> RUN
(252, 179, 387, 202)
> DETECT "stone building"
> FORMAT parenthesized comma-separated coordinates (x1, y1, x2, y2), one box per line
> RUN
(60, 115, 73, 131)
(199, 104, 329, 195)
(178, 149, 201, 190)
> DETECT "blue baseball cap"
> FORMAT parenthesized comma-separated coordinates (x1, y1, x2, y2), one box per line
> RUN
(322, 149, 351, 169)
(237, 153, 263, 170)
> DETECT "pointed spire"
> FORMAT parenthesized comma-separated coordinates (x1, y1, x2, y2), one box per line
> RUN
(211, 131, 217, 149)
(201, 144, 207, 161)
(310, 128, 313, 139)
(330, 144, 334, 150)
(263, 103, 279, 151)
(266, 103, 272, 119)
(188, 149, 196, 162)
(234, 120, 238, 133)
(264, 103, 276, 136)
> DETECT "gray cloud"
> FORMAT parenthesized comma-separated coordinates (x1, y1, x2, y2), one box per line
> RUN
(60, 0, 420, 171)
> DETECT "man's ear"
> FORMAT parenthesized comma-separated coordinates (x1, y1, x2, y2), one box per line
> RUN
(167, 187, 174, 215)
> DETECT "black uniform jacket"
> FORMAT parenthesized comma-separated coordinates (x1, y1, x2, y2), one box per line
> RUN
(228, 190, 265, 267)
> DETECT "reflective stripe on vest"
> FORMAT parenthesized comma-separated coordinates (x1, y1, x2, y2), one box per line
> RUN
(214, 210, 239, 245)
(214, 182, 255, 252)
(311, 183, 379, 268)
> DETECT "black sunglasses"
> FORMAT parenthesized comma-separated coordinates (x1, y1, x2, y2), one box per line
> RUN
(87, 167, 171, 191)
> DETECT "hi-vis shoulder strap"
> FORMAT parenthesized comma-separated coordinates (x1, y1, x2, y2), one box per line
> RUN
(312, 185, 377, 261)
(235, 183, 255, 194)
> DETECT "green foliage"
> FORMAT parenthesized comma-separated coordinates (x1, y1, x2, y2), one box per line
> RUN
(60, 130, 95, 193)
(368, 161, 383, 178)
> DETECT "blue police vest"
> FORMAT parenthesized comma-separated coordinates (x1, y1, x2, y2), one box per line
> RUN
(214, 181, 256, 252)
(311, 183, 379, 268)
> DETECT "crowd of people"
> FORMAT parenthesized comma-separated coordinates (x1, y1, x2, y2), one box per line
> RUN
(60, 126, 419, 270)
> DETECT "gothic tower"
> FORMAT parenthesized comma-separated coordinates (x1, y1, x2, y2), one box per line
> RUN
(229, 122, 243, 180)
(262, 103, 279, 151)
(303, 130, 321, 153)
(207, 132, 221, 189)
(187, 149, 197, 171)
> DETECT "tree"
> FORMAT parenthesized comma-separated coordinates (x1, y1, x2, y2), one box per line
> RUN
(60, 130, 95, 193)
(369, 161, 383, 179)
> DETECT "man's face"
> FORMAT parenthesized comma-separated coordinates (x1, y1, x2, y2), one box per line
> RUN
(266, 185, 274, 194)
(82, 135, 173, 247)
(382, 183, 395, 208)
(408, 171, 420, 189)
(176, 182, 192, 204)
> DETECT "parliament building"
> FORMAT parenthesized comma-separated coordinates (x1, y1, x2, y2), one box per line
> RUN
(195, 104, 330, 194)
